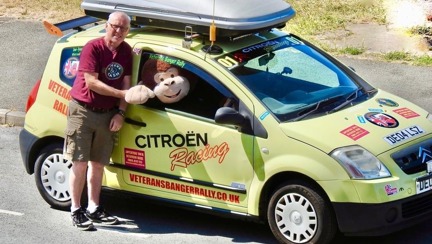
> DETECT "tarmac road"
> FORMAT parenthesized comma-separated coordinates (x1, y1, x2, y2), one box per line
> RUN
(0, 18, 58, 111)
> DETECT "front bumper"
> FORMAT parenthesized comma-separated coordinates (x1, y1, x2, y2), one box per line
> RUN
(333, 189, 432, 236)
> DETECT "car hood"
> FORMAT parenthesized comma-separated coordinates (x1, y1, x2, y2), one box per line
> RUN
(280, 89, 432, 155)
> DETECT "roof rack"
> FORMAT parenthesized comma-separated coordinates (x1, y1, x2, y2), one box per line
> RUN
(81, 0, 295, 37)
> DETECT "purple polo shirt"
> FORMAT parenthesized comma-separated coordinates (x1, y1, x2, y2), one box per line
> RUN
(71, 37, 132, 109)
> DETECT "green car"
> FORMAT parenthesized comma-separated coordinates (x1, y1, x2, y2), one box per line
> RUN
(19, 1, 432, 243)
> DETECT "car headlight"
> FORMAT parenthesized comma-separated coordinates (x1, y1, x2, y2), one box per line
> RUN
(330, 145, 391, 179)
(427, 113, 432, 122)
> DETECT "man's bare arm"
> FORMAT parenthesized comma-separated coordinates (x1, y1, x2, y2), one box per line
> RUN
(84, 72, 127, 99)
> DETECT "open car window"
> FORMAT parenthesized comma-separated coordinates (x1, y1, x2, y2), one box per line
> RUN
(137, 52, 237, 119)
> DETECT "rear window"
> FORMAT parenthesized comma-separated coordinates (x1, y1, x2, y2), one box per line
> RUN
(59, 47, 82, 87)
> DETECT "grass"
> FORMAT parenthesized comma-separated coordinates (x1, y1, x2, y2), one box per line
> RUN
(286, 0, 386, 36)
(338, 46, 366, 55)
(287, 0, 402, 59)
(286, 0, 432, 66)
(409, 26, 432, 36)
(0, 0, 82, 21)
(383, 51, 432, 66)
(383, 51, 412, 61)
(413, 54, 432, 65)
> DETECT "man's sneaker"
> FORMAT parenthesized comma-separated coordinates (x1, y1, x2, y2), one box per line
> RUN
(71, 207, 94, 230)
(85, 206, 119, 225)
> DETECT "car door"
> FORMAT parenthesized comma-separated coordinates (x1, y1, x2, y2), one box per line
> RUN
(110, 45, 257, 210)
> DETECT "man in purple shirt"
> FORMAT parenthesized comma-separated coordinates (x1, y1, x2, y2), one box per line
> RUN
(64, 11, 132, 230)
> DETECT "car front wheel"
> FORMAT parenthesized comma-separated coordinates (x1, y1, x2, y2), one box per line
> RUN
(267, 181, 337, 244)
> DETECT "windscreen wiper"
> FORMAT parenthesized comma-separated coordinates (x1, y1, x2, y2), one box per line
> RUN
(292, 95, 342, 121)
(328, 88, 361, 114)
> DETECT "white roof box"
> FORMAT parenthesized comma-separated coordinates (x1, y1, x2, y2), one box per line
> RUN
(81, 0, 295, 37)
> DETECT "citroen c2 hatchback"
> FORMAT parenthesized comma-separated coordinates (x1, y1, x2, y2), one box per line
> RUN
(19, 0, 432, 243)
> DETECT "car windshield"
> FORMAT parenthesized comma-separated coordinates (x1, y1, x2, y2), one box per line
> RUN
(224, 35, 370, 122)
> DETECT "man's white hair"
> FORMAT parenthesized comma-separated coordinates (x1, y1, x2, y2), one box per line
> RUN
(108, 11, 131, 26)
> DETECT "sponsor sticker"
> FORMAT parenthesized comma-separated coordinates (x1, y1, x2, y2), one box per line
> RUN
(368, 108, 384, 113)
(132, 47, 142, 55)
(124, 148, 146, 169)
(260, 111, 270, 120)
(62, 57, 79, 79)
(385, 184, 398, 196)
(340, 125, 369, 141)
(364, 112, 399, 128)
(376, 98, 399, 107)
(383, 125, 424, 145)
(393, 107, 420, 119)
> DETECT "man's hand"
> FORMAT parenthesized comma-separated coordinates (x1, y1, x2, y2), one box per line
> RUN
(125, 84, 155, 104)
(109, 113, 124, 132)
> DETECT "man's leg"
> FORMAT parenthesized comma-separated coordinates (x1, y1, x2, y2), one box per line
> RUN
(85, 161, 119, 224)
(84, 110, 119, 224)
(87, 161, 104, 208)
(70, 161, 88, 210)
(69, 161, 94, 230)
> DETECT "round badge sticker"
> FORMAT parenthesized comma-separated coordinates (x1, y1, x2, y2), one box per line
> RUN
(105, 62, 124, 80)
(364, 112, 399, 128)
(376, 98, 398, 107)
(62, 57, 79, 79)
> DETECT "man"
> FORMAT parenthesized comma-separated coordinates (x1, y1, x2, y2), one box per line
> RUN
(64, 11, 132, 230)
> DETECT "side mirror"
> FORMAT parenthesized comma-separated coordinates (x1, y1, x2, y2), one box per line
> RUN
(258, 52, 275, 66)
(215, 107, 245, 126)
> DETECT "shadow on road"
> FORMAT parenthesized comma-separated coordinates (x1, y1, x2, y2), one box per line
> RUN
(95, 192, 431, 244)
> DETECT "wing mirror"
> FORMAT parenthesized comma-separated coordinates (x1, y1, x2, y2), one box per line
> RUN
(215, 107, 245, 126)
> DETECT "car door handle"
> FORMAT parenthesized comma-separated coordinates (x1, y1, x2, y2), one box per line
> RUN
(124, 117, 147, 127)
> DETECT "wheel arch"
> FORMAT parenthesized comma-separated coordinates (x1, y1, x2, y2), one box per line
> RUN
(258, 171, 335, 223)
(27, 135, 64, 174)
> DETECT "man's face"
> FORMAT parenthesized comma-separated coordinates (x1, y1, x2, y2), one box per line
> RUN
(106, 15, 129, 44)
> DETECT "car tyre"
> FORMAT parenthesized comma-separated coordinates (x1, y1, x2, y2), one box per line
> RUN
(267, 181, 337, 244)
(34, 143, 73, 210)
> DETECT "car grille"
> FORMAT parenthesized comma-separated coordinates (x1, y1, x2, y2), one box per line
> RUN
(401, 191, 432, 218)
(391, 139, 432, 175)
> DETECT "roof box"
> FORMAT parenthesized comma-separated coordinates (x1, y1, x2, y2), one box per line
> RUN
(81, 0, 295, 37)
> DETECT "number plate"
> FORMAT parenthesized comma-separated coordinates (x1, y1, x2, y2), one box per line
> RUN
(428, 161, 432, 174)
(416, 173, 432, 194)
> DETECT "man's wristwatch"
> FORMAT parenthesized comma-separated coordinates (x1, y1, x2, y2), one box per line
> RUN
(117, 109, 126, 118)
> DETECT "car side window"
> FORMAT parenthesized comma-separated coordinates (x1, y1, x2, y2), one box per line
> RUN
(138, 52, 237, 119)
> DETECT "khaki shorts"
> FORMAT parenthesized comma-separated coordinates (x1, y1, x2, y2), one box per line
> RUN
(63, 100, 117, 164)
